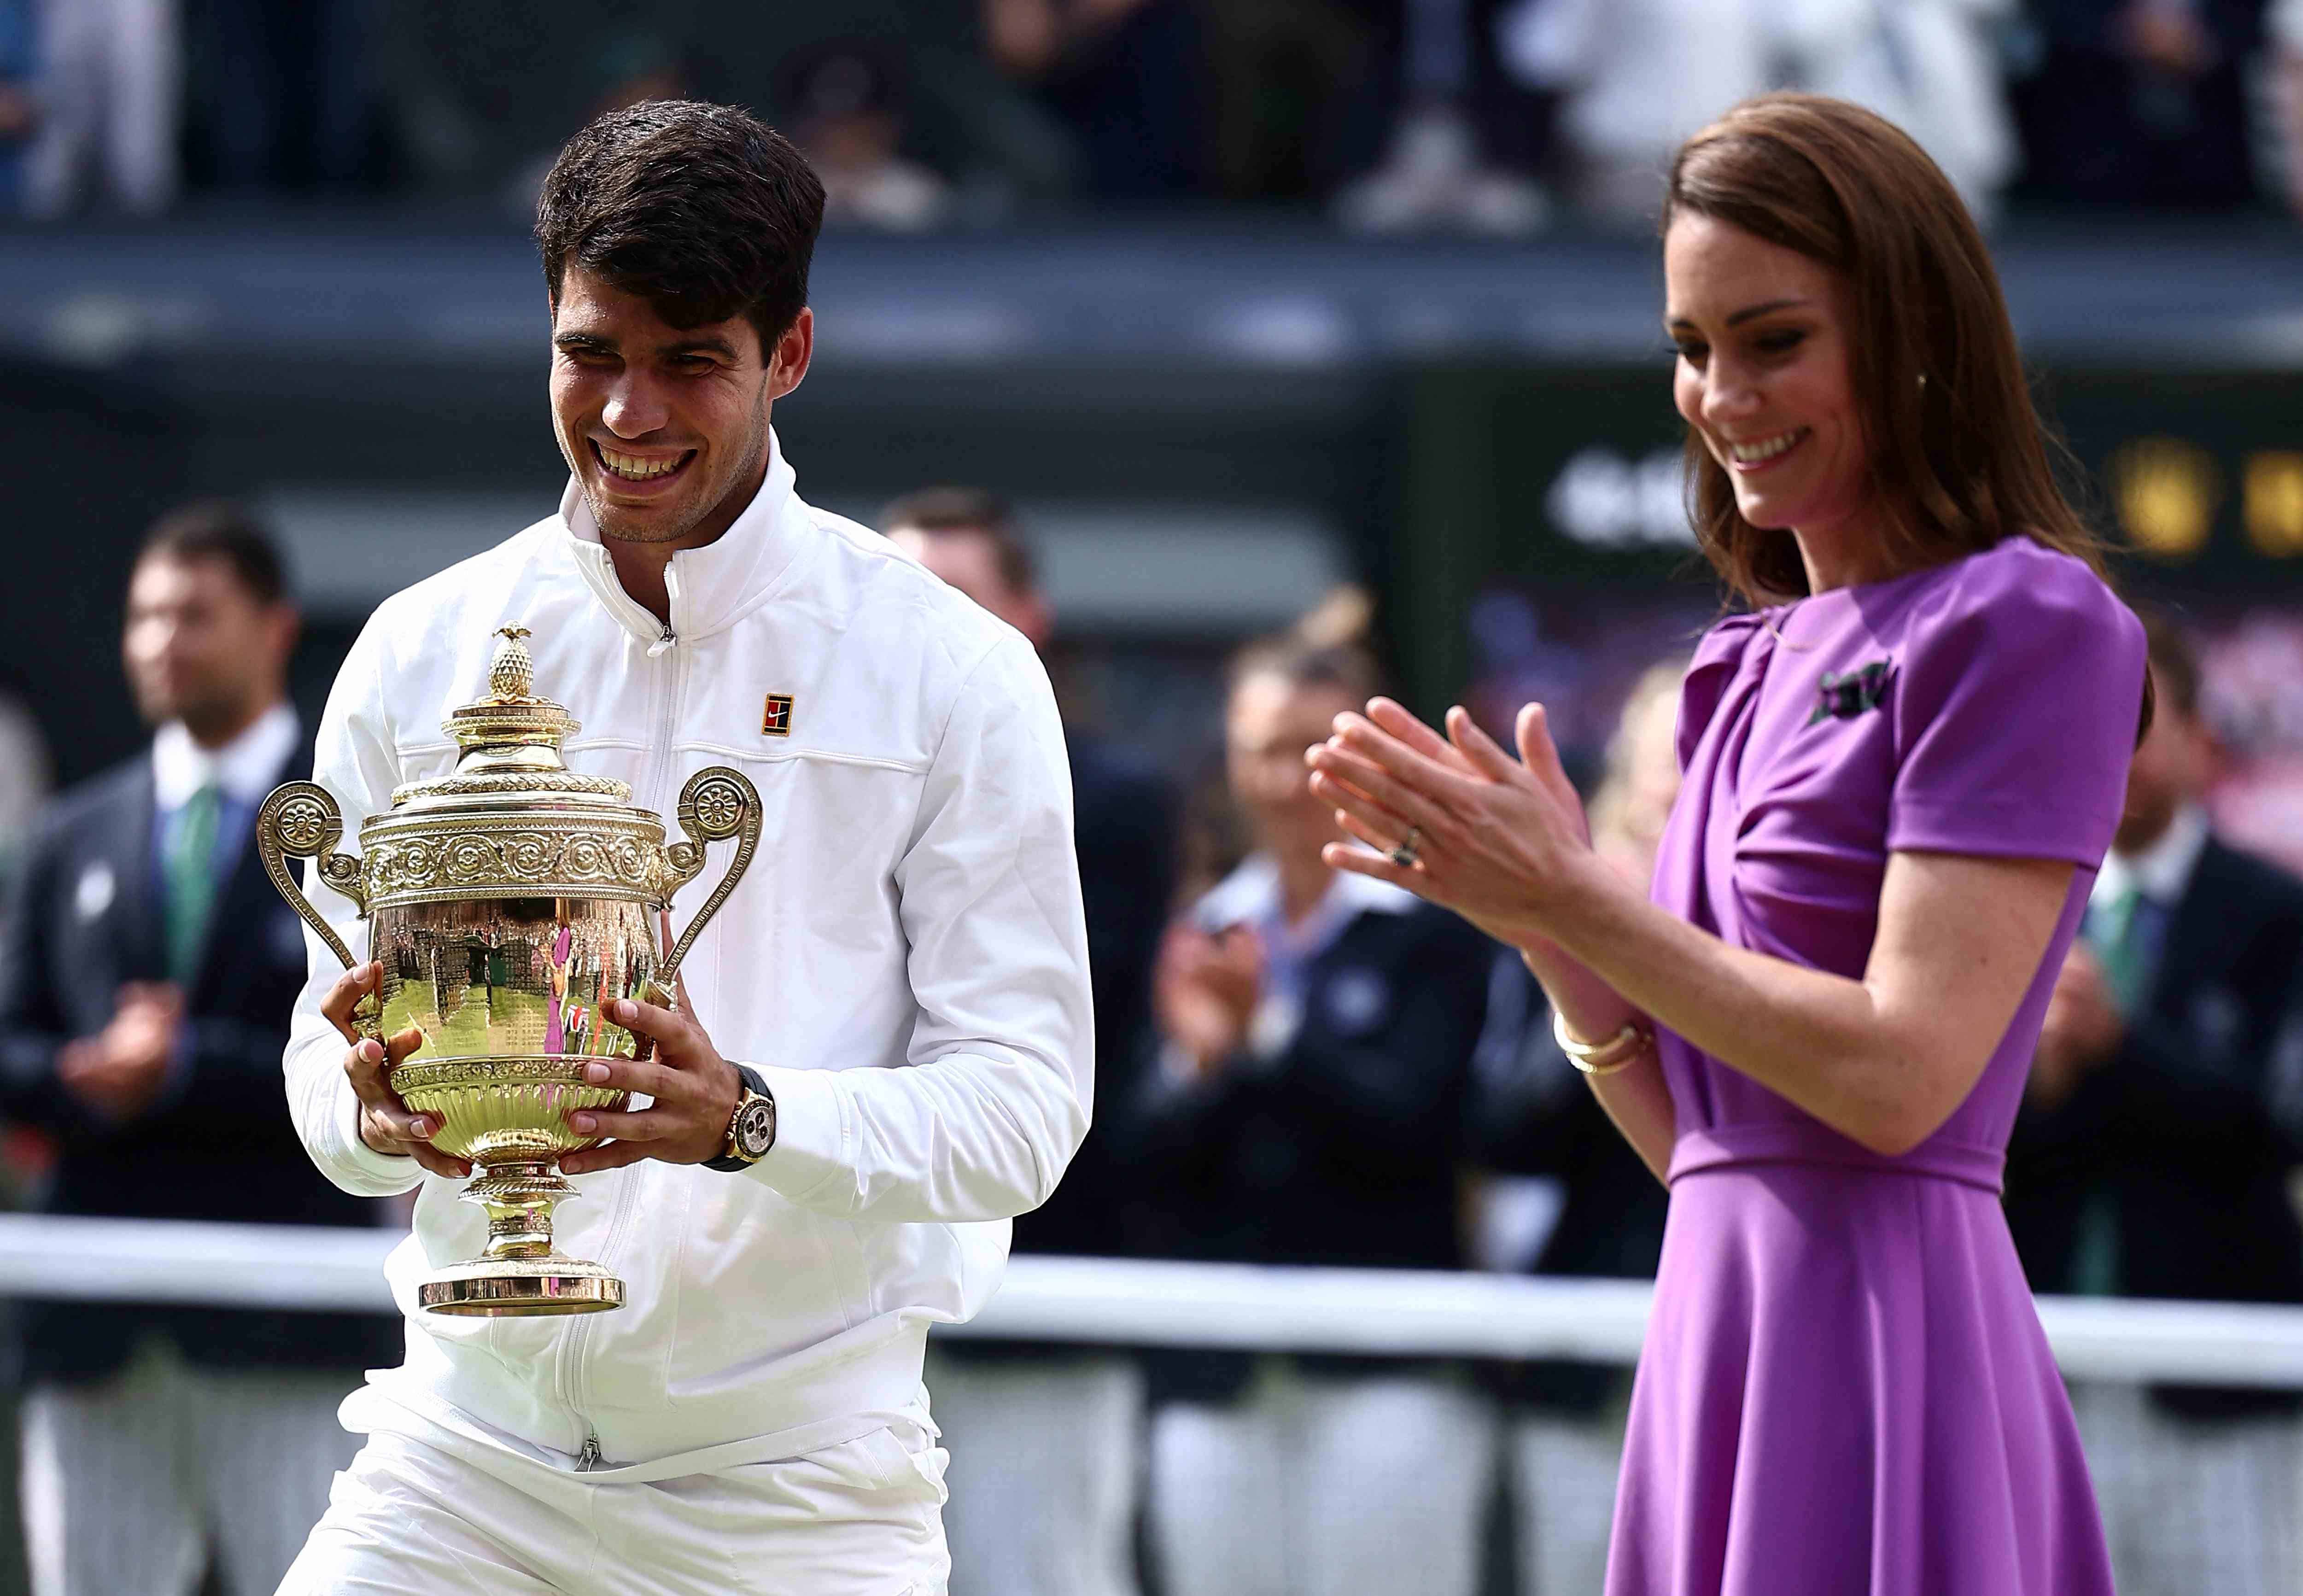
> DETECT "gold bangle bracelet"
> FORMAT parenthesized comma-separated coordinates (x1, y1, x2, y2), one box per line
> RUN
(1552, 1008, 1652, 1076)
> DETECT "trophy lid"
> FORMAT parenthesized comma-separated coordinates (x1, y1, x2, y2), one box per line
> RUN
(386, 626, 634, 809)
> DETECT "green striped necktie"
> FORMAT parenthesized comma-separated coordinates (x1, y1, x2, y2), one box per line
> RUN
(165, 782, 222, 985)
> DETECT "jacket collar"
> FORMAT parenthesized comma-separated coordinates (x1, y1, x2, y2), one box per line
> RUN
(1194, 852, 1420, 933)
(558, 427, 809, 648)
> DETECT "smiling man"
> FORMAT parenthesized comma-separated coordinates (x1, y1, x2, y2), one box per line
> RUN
(275, 102, 1093, 1596)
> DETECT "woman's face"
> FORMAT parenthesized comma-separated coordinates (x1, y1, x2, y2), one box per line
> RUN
(1665, 213, 1874, 557)
(1227, 672, 1358, 866)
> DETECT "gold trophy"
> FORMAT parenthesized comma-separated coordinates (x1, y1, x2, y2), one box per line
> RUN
(257, 626, 760, 1317)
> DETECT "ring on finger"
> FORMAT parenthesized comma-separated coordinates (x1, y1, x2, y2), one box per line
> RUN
(1388, 824, 1423, 869)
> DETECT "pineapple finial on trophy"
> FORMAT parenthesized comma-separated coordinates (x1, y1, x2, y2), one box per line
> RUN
(488, 626, 536, 700)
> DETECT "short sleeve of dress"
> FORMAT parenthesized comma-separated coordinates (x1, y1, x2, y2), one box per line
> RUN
(1675, 614, 1768, 774)
(1887, 541, 2145, 867)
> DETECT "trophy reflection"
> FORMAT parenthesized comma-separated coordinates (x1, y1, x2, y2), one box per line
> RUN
(257, 626, 760, 1316)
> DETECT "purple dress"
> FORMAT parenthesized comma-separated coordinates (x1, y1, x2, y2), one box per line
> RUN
(1609, 540, 2145, 1596)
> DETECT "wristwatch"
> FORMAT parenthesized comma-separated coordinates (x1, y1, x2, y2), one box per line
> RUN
(703, 1064, 777, 1171)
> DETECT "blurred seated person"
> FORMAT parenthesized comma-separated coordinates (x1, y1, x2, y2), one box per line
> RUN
(2006, 610, 2303, 1596)
(776, 37, 951, 231)
(1128, 617, 1495, 1596)
(0, 503, 399, 1596)
(886, 489, 1174, 1596)
(0, 0, 33, 213)
(1466, 656, 1679, 1596)
(2011, 0, 2271, 208)
(982, 0, 1203, 196)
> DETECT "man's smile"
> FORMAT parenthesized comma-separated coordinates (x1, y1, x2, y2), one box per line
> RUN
(591, 439, 696, 488)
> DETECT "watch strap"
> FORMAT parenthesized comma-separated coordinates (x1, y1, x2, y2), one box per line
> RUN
(702, 1064, 775, 1172)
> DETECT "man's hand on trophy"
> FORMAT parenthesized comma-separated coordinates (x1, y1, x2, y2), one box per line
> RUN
(557, 993, 742, 1173)
(323, 963, 472, 1178)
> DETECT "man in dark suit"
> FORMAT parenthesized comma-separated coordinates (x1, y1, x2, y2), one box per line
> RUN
(2008, 611, 2303, 1596)
(0, 503, 398, 1596)
(884, 488, 1175, 1596)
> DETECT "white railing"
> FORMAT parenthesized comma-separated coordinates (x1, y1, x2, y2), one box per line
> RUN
(0, 1214, 2297, 1389)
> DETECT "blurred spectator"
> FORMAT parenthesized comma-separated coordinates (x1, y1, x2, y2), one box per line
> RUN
(1466, 657, 1678, 1596)
(2276, 0, 2303, 212)
(886, 489, 1175, 1596)
(199, 0, 380, 191)
(2006, 611, 2303, 1596)
(2010, 0, 2272, 208)
(0, 692, 50, 888)
(0, 0, 32, 212)
(984, 0, 1204, 197)
(777, 38, 951, 230)
(1127, 616, 1495, 1596)
(502, 35, 691, 218)
(23, 0, 178, 216)
(1336, 0, 1551, 233)
(1497, 0, 2014, 223)
(0, 503, 398, 1596)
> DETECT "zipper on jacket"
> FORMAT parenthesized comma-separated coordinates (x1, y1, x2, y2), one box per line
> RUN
(555, 603, 684, 1444)
(577, 1430, 604, 1473)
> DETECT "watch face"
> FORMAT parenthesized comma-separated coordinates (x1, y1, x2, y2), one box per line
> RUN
(732, 1097, 777, 1160)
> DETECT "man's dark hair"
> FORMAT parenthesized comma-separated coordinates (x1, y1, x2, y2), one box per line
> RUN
(2136, 606, 2203, 721)
(536, 100, 827, 353)
(138, 501, 290, 607)
(879, 487, 1039, 595)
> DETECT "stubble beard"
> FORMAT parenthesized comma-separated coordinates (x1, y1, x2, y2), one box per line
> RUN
(577, 383, 773, 553)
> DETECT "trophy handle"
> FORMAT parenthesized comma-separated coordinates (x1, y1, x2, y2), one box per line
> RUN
(256, 780, 379, 1040)
(659, 766, 762, 983)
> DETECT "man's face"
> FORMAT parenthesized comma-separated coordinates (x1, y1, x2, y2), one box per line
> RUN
(122, 555, 295, 738)
(547, 267, 811, 550)
(887, 526, 1052, 648)
(2116, 664, 2214, 854)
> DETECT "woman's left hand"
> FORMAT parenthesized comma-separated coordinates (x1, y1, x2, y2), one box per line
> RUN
(1306, 697, 1603, 949)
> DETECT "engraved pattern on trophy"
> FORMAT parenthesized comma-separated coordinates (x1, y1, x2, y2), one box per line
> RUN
(256, 624, 765, 1318)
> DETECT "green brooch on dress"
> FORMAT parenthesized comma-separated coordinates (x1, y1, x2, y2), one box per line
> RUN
(1809, 661, 1893, 725)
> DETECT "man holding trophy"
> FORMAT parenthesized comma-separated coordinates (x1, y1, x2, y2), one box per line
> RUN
(273, 101, 1092, 1593)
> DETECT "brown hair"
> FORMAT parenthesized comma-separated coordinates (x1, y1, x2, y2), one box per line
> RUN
(537, 100, 826, 352)
(1228, 585, 1385, 701)
(139, 500, 290, 608)
(1664, 94, 2103, 607)
(879, 486, 1040, 595)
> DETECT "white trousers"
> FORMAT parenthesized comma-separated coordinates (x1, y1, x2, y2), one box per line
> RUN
(20, 1341, 361, 1596)
(25, 0, 180, 216)
(1148, 1361, 1496, 1596)
(2075, 1381, 2303, 1596)
(1508, 1407, 1627, 1596)
(279, 1405, 951, 1596)
(925, 1350, 1142, 1596)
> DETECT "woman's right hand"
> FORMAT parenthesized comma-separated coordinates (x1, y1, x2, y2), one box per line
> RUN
(1152, 923, 1262, 1078)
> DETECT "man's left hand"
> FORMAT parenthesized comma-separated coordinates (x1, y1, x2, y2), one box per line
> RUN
(558, 991, 742, 1174)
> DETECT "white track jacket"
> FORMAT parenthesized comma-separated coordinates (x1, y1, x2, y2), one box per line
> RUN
(282, 434, 1093, 1474)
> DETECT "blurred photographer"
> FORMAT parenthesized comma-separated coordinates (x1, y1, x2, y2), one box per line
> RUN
(2007, 610, 2303, 1596)
(0, 503, 397, 1596)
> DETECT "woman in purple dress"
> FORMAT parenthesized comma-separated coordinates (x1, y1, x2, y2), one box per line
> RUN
(1306, 95, 2143, 1595)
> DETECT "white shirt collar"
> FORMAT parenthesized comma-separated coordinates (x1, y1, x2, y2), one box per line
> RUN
(558, 426, 807, 648)
(2093, 802, 2209, 911)
(1193, 852, 1420, 934)
(151, 701, 299, 812)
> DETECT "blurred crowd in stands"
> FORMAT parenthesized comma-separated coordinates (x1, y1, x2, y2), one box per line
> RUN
(6, 0, 2303, 226)
(6, 488, 2298, 1594)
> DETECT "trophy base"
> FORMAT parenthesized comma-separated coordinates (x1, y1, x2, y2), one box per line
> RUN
(418, 1257, 626, 1317)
